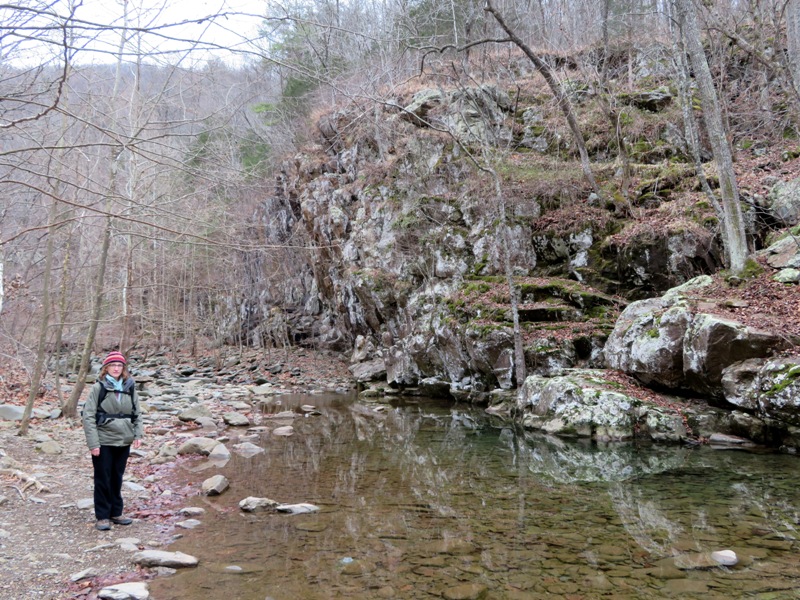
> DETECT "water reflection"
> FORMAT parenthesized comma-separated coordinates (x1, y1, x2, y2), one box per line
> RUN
(150, 394, 800, 599)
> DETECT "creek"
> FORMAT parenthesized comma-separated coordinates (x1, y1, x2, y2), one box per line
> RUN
(149, 393, 800, 599)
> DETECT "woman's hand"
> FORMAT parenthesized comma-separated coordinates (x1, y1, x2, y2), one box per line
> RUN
(133, 440, 141, 449)
(90, 448, 100, 457)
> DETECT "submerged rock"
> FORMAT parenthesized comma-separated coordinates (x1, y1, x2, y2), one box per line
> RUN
(276, 503, 320, 514)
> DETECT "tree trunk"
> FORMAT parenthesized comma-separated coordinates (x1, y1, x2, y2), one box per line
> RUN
(788, 0, 800, 96)
(61, 210, 114, 418)
(674, 0, 748, 274)
(484, 0, 601, 197)
(18, 198, 58, 435)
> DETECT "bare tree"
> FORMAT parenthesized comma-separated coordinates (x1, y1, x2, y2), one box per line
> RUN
(673, 0, 748, 275)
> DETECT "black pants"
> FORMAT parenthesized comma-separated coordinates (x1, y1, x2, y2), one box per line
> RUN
(92, 445, 130, 520)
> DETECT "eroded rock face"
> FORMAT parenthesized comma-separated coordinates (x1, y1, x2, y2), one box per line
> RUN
(606, 228, 721, 298)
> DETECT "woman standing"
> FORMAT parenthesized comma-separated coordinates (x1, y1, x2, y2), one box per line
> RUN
(82, 351, 143, 531)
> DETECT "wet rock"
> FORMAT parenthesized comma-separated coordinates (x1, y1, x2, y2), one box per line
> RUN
(222, 412, 250, 427)
(707, 433, 757, 448)
(239, 496, 279, 512)
(98, 581, 150, 599)
(232, 442, 264, 457)
(176, 437, 220, 455)
(202, 475, 229, 496)
(276, 503, 319, 514)
(419, 539, 476, 556)
(250, 384, 275, 396)
(176, 519, 202, 529)
(178, 507, 205, 517)
(132, 550, 199, 568)
(519, 370, 666, 441)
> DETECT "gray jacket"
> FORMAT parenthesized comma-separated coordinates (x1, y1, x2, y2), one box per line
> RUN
(82, 378, 143, 450)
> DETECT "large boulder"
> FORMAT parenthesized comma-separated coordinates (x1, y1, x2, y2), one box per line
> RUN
(722, 356, 800, 427)
(604, 297, 692, 388)
(766, 178, 800, 227)
(604, 277, 787, 398)
(683, 314, 783, 398)
(517, 370, 689, 442)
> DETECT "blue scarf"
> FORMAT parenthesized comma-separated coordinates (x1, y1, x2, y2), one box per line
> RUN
(105, 374, 124, 391)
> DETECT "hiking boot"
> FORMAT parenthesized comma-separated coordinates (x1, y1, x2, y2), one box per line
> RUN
(95, 519, 111, 531)
(111, 516, 133, 525)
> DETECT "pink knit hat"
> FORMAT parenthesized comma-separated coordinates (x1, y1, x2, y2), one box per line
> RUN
(102, 351, 126, 366)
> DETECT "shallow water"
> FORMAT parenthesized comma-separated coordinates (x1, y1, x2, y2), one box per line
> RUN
(150, 393, 800, 599)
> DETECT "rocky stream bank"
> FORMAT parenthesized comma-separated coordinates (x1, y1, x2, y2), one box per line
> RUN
(0, 348, 354, 600)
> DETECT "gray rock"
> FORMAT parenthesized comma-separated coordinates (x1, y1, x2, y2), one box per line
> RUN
(518, 369, 688, 442)
(0, 405, 24, 421)
(179, 507, 205, 516)
(349, 358, 386, 382)
(766, 178, 800, 226)
(76, 498, 94, 510)
(250, 384, 275, 396)
(132, 550, 198, 568)
(722, 356, 800, 427)
(177, 405, 213, 422)
(276, 503, 320, 514)
(36, 440, 62, 455)
(176, 437, 220, 455)
(208, 443, 230, 460)
(202, 474, 229, 496)
(222, 412, 250, 427)
(176, 519, 202, 529)
(98, 582, 150, 600)
(271, 425, 294, 437)
(683, 313, 783, 397)
(239, 496, 279, 512)
(70, 567, 99, 582)
(764, 236, 800, 269)
(232, 442, 264, 457)
(774, 267, 800, 283)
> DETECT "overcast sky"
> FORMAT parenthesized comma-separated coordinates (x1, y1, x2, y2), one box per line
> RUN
(5, 0, 270, 67)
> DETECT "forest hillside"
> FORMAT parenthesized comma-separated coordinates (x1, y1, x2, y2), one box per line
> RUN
(1, 0, 800, 446)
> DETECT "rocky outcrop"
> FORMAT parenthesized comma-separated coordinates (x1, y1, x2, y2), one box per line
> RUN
(602, 277, 800, 444)
(604, 276, 788, 400)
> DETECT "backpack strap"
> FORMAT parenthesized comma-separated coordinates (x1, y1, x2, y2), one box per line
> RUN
(95, 380, 137, 425)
